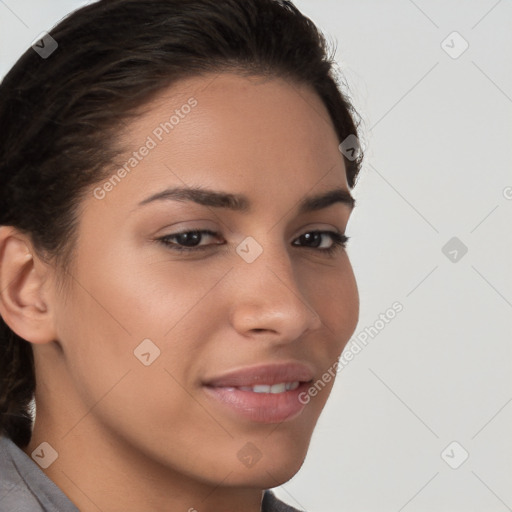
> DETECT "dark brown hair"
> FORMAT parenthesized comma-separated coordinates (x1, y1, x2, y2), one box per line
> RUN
(0, 0, 363, 448)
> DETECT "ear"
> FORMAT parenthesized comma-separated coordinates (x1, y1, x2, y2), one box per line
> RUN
(0, 226, 57, 344)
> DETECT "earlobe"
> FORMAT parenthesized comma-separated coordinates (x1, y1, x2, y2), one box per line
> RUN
(0, 226, 57, 344)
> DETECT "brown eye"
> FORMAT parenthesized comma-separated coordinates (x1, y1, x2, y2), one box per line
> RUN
(157, 229, 222, 252)
(292, 231, 349, 255)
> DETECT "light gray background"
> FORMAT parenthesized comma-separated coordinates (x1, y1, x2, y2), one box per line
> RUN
(1, 1, 511, 511)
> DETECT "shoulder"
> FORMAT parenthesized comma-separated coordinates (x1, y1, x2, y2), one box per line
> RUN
(262, 490, 306, 512)
(0, 435, 78, 512)
(0, 435, 44, 511)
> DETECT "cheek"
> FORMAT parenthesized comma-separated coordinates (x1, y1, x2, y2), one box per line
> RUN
(57, 248, 223, 389)
(337, 261, 359, 334)
(53, 252, 209, 442)
(310, 257, 359, 349)
(70, 247, 197, 339)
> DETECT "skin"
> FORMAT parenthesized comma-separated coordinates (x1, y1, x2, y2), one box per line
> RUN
(0, 72, 359, 512)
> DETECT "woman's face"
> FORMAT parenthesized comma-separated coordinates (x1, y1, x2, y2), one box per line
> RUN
(41, 73, 359, 490)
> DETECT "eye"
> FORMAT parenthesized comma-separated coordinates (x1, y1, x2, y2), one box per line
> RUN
(156, 229, 349, 255)
(157, 229, 222, 252)
(292, 231, 349, 255)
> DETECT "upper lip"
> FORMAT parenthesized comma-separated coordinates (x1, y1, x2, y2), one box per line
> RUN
(203, 362, 315, 388)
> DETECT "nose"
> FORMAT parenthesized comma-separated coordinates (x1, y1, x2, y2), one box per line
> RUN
(228, 241, 323, 343)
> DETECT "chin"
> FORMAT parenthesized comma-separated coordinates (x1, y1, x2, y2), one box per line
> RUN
(221, 435, 311, 489)
(265, 453, 308, 486)
(239, 454, 308, 489)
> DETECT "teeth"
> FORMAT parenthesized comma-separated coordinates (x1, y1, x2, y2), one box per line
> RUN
(237, 382, 300, 393)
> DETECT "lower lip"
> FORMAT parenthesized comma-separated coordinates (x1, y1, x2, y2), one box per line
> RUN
(203, 382, 311, 424)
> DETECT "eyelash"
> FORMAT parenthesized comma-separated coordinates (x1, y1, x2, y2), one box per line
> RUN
(157, 229, 349, 256)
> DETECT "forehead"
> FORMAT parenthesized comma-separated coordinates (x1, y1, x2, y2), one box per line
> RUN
(93, 72, 349, 214)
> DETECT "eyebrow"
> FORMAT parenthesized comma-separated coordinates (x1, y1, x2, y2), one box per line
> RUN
(137, 186, 355, 214)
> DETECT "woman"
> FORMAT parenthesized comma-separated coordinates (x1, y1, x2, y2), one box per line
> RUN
(0, 0, 363, 510)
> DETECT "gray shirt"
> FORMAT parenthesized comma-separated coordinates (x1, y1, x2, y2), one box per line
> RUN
(0, 435, 304, 511)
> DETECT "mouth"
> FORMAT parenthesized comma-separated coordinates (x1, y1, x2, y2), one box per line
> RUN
(202, 362, 315, 424)
(203, 361, 314, 388)
(237, 381, 301, 393)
